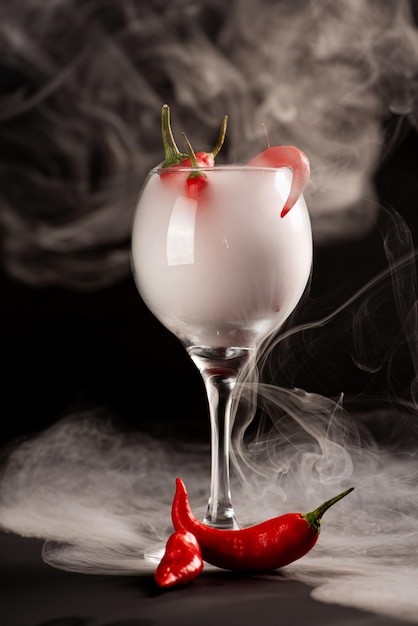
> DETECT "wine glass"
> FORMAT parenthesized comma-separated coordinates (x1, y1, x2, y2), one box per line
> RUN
(131, 164, 312, 536)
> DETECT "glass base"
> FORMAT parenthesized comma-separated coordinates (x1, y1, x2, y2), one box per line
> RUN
(203, 509, 240, 530)
(143, 510, 240, 564)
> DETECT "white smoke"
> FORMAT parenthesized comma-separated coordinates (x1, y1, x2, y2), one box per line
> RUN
(1, 0, 418, 287)
(1, 1, 418, 623)
(1, 205, 418, 622)
(0, 394, 417, 622)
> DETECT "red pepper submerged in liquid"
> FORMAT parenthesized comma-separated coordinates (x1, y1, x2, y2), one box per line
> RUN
(247, 145, 310, 217)
(172, 477, 353, 572)
(154, 529, 203, 588)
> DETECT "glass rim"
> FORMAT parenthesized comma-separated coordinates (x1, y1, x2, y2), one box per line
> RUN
(150, 164, 292, 174)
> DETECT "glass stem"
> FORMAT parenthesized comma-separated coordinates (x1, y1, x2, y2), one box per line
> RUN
(189, 348, 250, 529)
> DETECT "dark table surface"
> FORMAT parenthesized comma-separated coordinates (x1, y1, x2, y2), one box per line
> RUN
(0, 531, 411, 626)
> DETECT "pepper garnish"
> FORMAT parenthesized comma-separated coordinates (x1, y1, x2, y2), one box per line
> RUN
(159, 104, 309, 211)
(171, 477, 354, 572)
(181, 132, 209, 199)
(160, 104, 228, 198)
(154, 529, 203, 588)
(247, 145, 310, 217)
(161, 104, 187, 168)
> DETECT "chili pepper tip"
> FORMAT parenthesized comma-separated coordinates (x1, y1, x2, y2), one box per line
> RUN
(175, 477, 187, 494)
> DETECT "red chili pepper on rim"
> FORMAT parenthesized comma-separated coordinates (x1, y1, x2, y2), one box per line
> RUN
(247, 145, 310, 218)
(181, 132, 210, 199)
(155, 529, 203, 588)
(160, 104, 228, 199)
(172, 477, 354, 571)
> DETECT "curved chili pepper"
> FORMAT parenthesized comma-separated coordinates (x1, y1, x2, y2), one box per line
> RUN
(172, 477, 353, 571)
(247, 145, 310, 218)
(155, 529, 204, 588)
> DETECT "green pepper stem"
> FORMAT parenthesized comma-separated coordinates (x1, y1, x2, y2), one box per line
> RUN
(182, 133, 207, 181)
(303, 487, 354, 533)
(182, 132, 198, 166)
(161, 104, 186, 167)
(210, 115, 228, 158)
(261, 123, 271, 149)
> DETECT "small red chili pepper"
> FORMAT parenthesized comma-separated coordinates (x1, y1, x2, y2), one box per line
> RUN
(154, 529, 204, 588)
(247, 145, 310, 218)
(181, 132, 209, 199)
(184, 168, 209, 199)
(172, 477, 353, 571)
(160, 104, 228, 198)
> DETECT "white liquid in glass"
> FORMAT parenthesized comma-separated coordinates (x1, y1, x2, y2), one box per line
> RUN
(132, 167, 312, 351)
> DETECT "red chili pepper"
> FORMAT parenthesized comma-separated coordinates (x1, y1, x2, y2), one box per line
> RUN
(172, 477, 353, 571)
(184, 169, 209, 199)
(180, 132, 210, 199)
(154, 529, 204, 588)
(247, 145, 310, 218)
(160, 104, 228, 199)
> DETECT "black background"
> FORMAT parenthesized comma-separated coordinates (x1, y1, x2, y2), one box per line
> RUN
(1, 119, 418, 450)
(1, 5, 418, 624)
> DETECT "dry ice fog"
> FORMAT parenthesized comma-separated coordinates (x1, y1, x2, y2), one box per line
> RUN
(1, 1, 418, 622)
